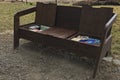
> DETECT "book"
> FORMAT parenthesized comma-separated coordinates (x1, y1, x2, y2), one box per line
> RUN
(29, 25, 40, 30)
(29, 25, 50, 32)
(71, 35, 100, 46)
(80, 38, 100, 45)
(40, 25, 50, 31)
(71, 35, 89, 41)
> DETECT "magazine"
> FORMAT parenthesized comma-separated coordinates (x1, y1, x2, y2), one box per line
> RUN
(71, 35, 100, 46)
(29, 25, 50, 32)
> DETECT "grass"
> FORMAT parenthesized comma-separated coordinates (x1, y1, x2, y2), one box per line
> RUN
(110, 6, 120, 59)
(0, 2, 35, 31)
(0, 2, 120, 58)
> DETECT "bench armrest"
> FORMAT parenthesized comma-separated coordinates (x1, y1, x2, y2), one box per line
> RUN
(104, 13, 117, 40)
(14, 7, 36, 27)
(105, 13, 117, 31)
(100, 14, 117, 47)
(104, 34, 112, 44)
(14, 7, 36, 17)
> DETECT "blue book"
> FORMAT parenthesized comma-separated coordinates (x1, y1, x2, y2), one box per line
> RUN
(80, 38, 100, 45)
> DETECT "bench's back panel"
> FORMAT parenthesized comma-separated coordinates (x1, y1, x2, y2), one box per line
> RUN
(55, 6, 81, 31)
(35, 2, 57, 27)
(79, 6, 113, 38)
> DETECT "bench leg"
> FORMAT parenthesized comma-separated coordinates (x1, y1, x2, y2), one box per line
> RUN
(14, 14, 20, 49)
(105, 50, 111, 57)
(105, 38, 112, 57)
(93, 58, 101, 78)
(14, 32, 19, 49)
(105, 43, 112, 57)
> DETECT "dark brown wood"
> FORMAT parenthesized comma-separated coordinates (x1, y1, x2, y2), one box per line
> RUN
(14, 7, 36, 17)
(35, 2, 57, 27)
(14, 15, 19, 49)
(14, 3, 117, 78)
(79, 6, 113, 39)
(55, 6, 81, 31)
(39, 27, 77, 39)
(14, 7, 36, 49)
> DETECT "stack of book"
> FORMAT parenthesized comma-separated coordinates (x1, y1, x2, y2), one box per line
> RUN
(29, 25, 50, 32)
(71, 35, 100, 46)
(40, 25, 50, 31)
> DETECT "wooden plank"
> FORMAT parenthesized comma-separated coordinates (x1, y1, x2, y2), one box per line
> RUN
(35, 2, 57, 27)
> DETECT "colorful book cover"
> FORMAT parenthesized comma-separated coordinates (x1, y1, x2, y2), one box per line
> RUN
(71, 35, 100, 45)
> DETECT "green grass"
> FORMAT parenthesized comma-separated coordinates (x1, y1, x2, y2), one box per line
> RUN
(110, 6, 120, 59)
(0, 2, 35, 31)
(0, 2, 120, 58)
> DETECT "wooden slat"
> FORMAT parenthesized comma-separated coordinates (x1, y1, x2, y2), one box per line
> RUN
(79, 6, 113, 38)
(39, 27, 77, 39)
(55, 6, 81, 31)
(35, 2, 57, 27)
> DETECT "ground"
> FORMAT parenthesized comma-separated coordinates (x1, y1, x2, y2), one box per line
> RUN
(0, 31, 120, 80)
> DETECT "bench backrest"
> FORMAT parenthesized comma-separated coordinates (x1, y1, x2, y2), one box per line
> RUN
(79, 6, 113, 39)
(35, 2, 57, 27)
(35, 2, 113, 39)
(35, 2, 81, 31)
(55, 6, 81, 31)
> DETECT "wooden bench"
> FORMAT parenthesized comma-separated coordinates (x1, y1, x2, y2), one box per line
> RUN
(14, 2, 117, 78)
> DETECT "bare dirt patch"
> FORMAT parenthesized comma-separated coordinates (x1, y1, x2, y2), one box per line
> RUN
(0, 31, 120, 80)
